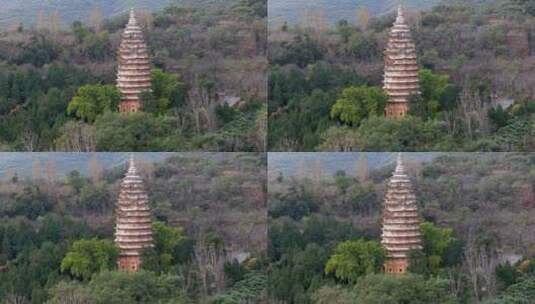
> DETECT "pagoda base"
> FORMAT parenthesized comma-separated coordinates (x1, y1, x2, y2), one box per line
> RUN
(118, 255, 141, 272)
(119, 100, 141, 113)
(385, 102, 408, 118)
(384, 258, 409, 274)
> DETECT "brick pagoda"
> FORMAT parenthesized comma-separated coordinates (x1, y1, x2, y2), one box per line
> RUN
(115, 155, 153, 272)
(383, 6, 420, 117)
(117, 9, 152, 112)
(381, 153, 422, 274)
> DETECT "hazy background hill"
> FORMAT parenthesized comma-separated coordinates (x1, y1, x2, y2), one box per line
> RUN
(0, 152, 173, 178)
(268, 0, 484, 26)
(268, 152, 443, 178)
(0, 0, 236, 27)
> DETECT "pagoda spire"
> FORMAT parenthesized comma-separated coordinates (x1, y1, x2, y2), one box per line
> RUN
(116, 8, 152, 113)
(396, 4, 405, 24)
(128, 8, 137, 25)
(395, 152, 404, 173)
(128, 154, 137, 174)
(383, 3, 420, 118)
(381, 153, 422, 274)
(115, 154, 153, 272)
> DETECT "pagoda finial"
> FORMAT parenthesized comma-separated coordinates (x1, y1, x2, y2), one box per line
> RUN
(396, 3, 405, 24)
(128, 8, 137, 26)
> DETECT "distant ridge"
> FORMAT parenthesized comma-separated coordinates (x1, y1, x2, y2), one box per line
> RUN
(0, 0, 232, 28)
(268, 152, 443, 178)
(268, 0, 478, 27)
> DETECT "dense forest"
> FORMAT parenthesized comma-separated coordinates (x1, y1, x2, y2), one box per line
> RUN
(268, 0, 535, 151)
(0, 0, 267, 152)
(0, 153, 267, 303)
(268, 153, 535, 303)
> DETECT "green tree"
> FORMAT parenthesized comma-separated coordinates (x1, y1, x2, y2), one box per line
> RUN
(88, 270, 187, 304)
(312, 285, 354, 304)
(142, 221, 186, 273)
(488, 106, 511, 131)
(271, 35, 324, 68)
(495, 262, 520, 289)
(67, 84, 121, 122)
(353, 273, 455, 304)
(420, 222, 456, 273)
(409, 69, 458, 119)
(60, 238, 118, 280)
(331, 86, 388, 126)
(47, 281, 94, 304)
(270, 243, 328, 302)
(95, 112, 185, 151)
(317, 126, 360, 151)
(82, 31, 112, 61)
(352, 116, 450, 151)
(141, 69, 186, 115)
(486, 277, 535, 304)
(212, 272, 267, 303)
(324, 240, 385, 283)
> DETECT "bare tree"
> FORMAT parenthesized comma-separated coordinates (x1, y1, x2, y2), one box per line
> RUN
(44, 158, 57, 184)
(189, 76, 217, 134)
(296, 159, 308, 180)
(254, 105, 267, 151)
(194, 236, 227, 299)
(21, 129, 38, 152)
(137, 10, 153, 31)
(447, 266, 466, 299)
(88, 154, 103, 183)
(55, 122, 96, 152)
(89, 6, 103, 32)
(443, 110, 461, 137)
(47, 282, 93, 304)
(311, 159, 324, 184)
(4, 168, 15, 183)
(356, 6, 371, 30)
(300, 9, 328, 36)
(356, 153, 369, 182)
(5, 293, 29, 304)
(32, 159, 41, 180)
(49, 10, 61, 33)
(36, 10, 46, 30)
(457, 88, 490, 140)
(464, 229, 498, 302)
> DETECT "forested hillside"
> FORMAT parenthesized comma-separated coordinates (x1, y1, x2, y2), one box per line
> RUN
(0, 153, 267, 303)
(268, 153, 535, 303)
(0, 0, 267, 152)
(268, 0, 535, 151)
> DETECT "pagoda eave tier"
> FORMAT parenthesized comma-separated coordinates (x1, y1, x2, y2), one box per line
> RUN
(118, 72, 150, 77)
(384, 70, 419, 77)
(117, 83, 152, 89)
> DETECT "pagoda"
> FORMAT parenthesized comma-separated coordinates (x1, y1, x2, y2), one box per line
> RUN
(381, 154, 422, 274)
(117, 9, 152, 113)
(115, 155, 153, 272)
(383, 5, 420, 118)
